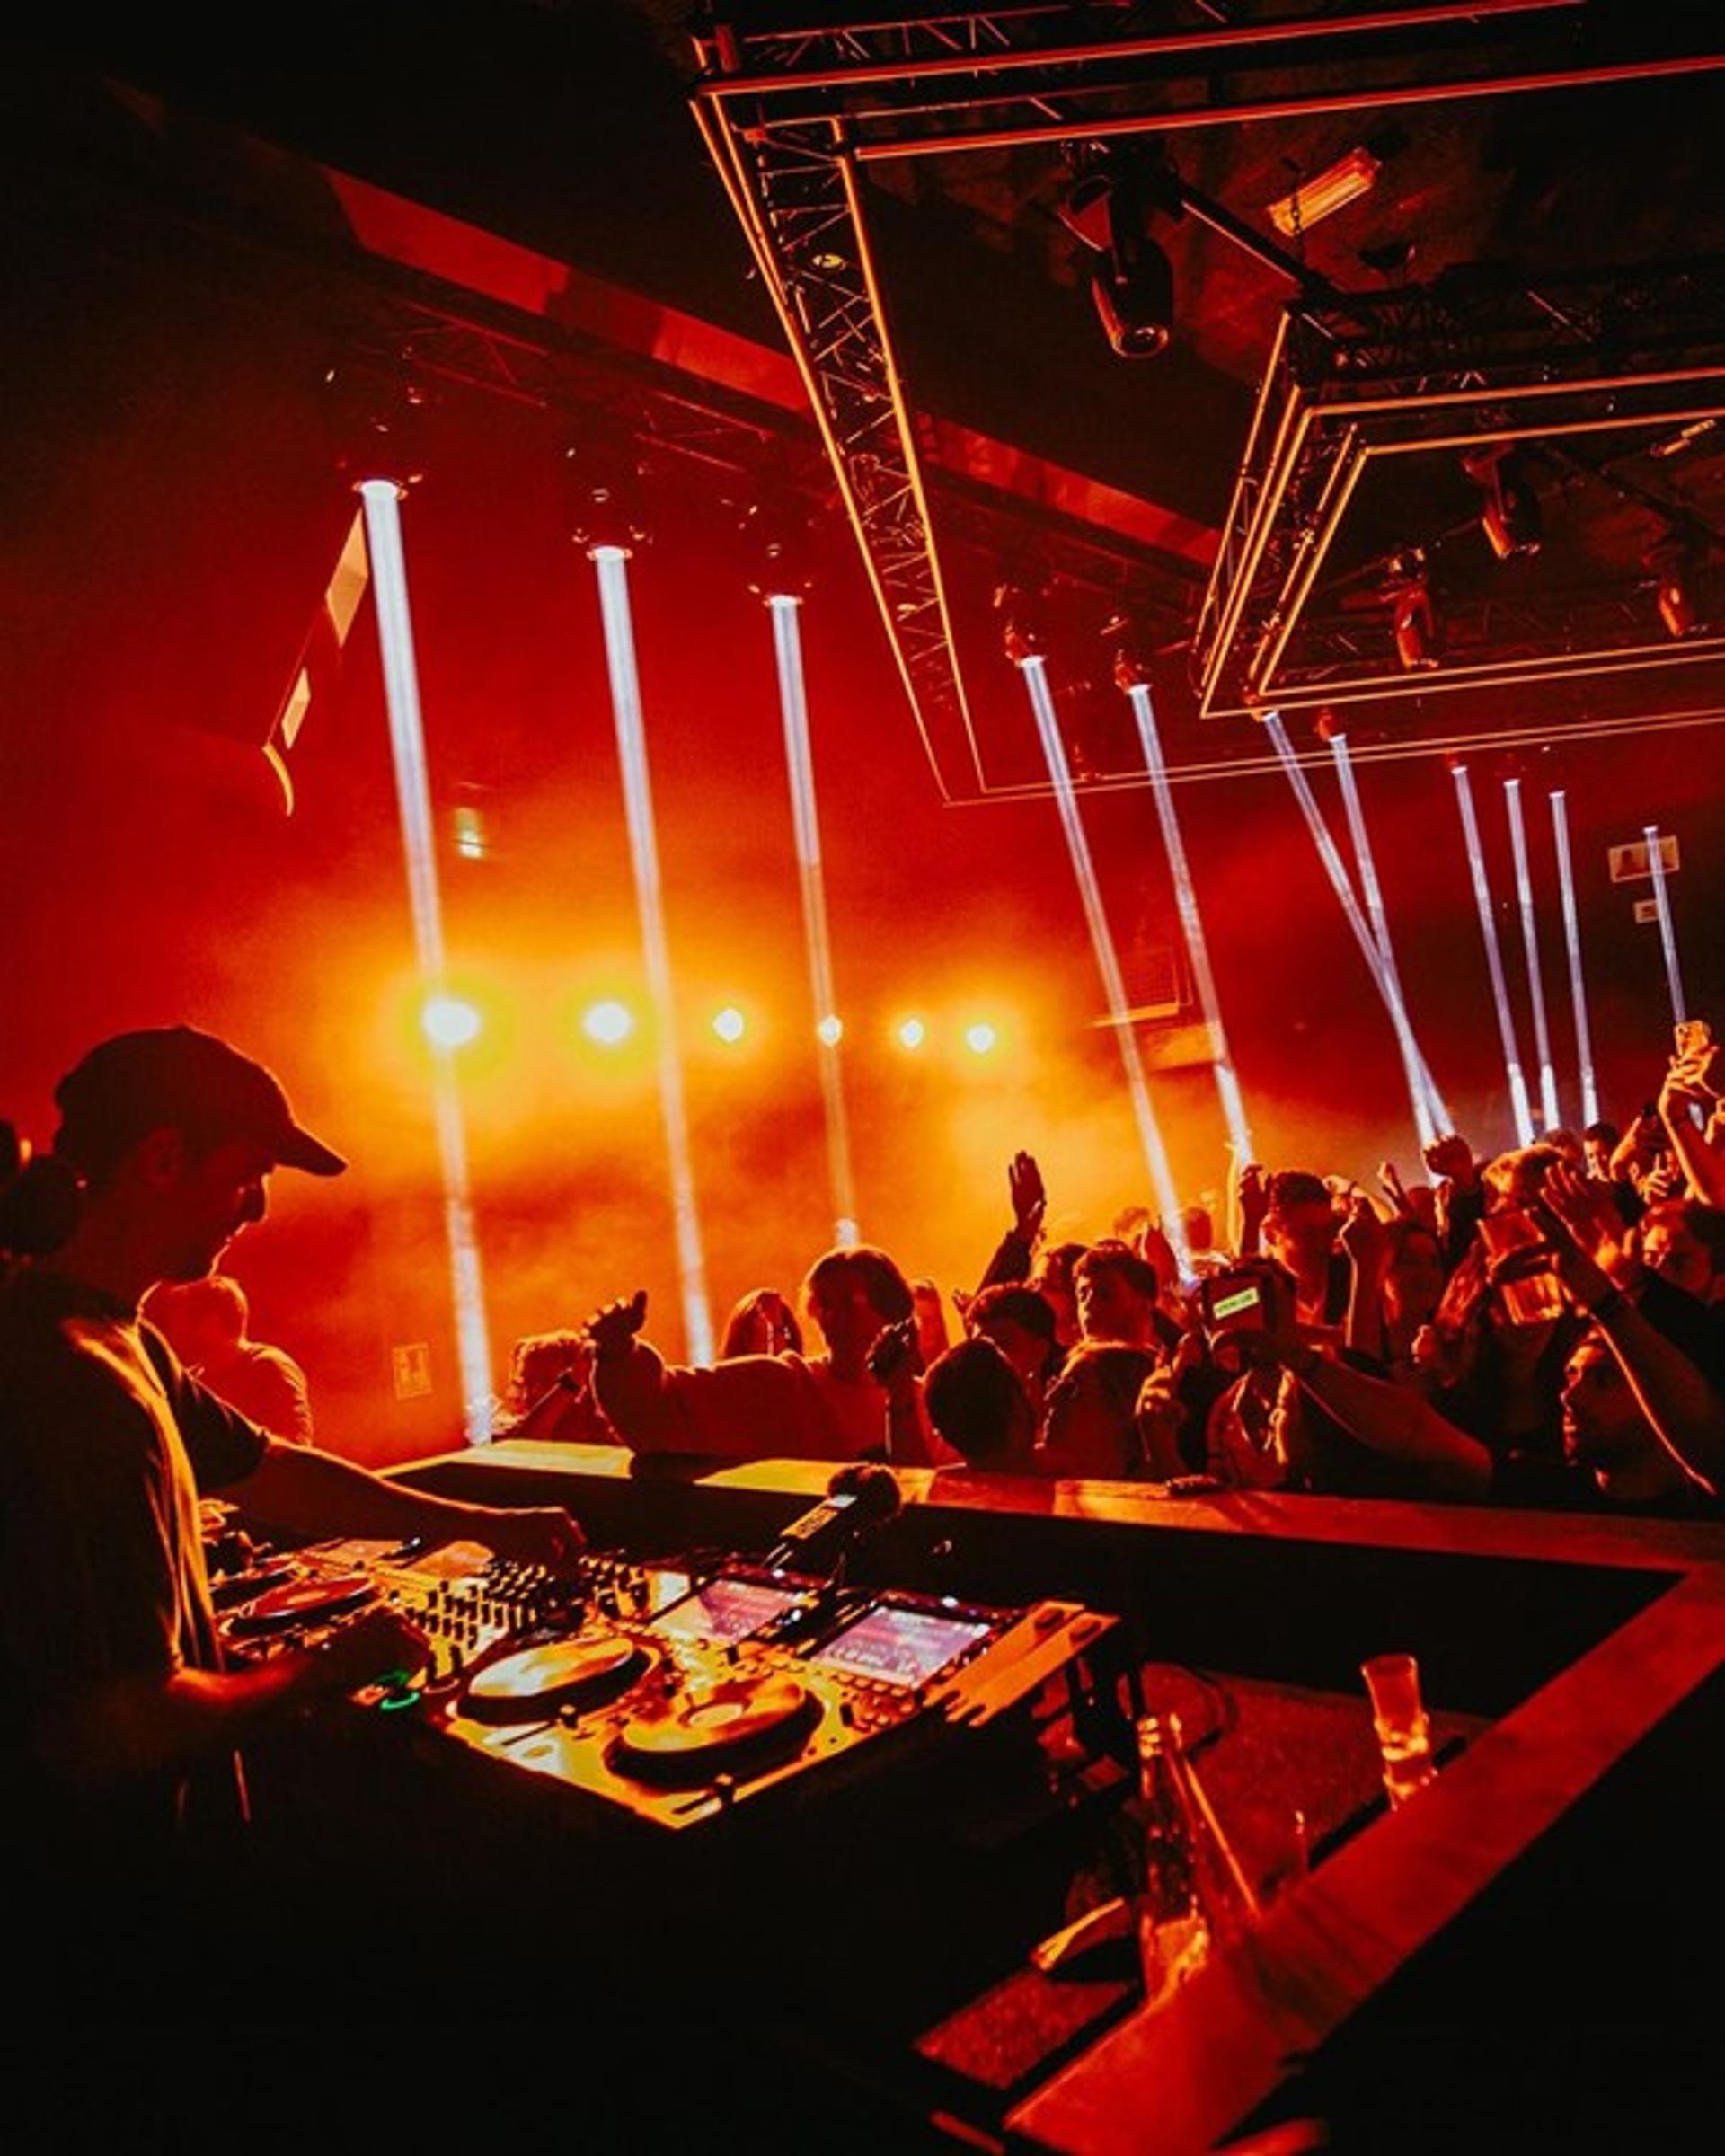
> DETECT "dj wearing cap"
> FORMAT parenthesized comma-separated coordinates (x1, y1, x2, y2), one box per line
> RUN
(0, 1025, 586, 2005)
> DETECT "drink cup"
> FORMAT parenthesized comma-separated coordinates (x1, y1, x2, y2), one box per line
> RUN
(1361, 1651, 1437, 1807)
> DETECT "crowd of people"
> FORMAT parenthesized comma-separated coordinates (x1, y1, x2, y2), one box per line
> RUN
(1, 1011, 1721, 2026)
(502, 1026, 1725, 1522)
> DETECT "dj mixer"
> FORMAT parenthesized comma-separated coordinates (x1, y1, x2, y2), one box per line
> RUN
(212, 1526, 1122, 1834)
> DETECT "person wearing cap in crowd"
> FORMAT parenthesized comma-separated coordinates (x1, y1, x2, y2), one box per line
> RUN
(0, 1024, 585, 2007)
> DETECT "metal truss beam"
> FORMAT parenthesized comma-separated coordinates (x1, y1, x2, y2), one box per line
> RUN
(694, 6, 1725, 798)
(1194, 258, 1725, 718)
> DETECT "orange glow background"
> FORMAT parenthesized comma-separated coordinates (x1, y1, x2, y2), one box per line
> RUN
(4, 213, 1719, 1469)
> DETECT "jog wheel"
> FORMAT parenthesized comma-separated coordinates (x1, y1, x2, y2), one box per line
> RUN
(210, 1559, 298, 1611)
(460, 1631, 655, 1724)
(230, 1571, 376, 1634)
(611, 1671, 820, 1786)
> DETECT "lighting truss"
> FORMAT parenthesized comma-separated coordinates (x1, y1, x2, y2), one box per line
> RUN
(692, 5, 1725, 800)
(1196, 259, 1725, 716)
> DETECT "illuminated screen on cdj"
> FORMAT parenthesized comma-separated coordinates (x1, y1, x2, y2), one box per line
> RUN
(809, 1603, 995, 1689)
(650, 1575, 808, 1644)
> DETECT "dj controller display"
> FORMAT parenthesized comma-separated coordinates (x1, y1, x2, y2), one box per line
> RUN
(213, 1527, 1121, 1834)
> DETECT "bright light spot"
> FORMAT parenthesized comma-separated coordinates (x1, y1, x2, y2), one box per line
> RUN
(964, 1022, 998, 1056)
(421, 995, 482, 1049)
(583, 999, 636, 1047)
(712, 1005, 747, 1044)
(817, 1013, 844, 1047)
(896, 1017, 926, 1050)
(452, 806, 488, 861)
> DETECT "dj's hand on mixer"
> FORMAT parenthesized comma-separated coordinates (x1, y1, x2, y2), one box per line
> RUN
(469, 1504, 588, 1572)
(311, 1604, 435, 1701)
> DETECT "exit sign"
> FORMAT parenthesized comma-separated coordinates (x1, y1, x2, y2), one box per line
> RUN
(391, 1342, 432, 1400)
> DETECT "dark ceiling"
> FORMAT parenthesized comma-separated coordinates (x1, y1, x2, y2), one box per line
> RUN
(13, 4, 1725, 800)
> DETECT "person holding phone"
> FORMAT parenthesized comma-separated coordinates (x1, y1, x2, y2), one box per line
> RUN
(1199, 1257, 1492, 1500)
(1660, 1018, 1725, 1207)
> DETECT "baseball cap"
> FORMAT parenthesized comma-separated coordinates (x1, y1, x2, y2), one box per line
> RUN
(54, 1026, 346, 1178)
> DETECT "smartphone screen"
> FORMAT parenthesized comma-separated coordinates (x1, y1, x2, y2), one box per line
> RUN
(1202, 1273, 1267, 1335)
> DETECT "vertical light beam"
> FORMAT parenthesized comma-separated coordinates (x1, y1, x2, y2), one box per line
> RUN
(358, 478, 494, 1442)
(1126, 681, 1253, 1163)
(1503, 778, 1560, 1131)
(1450, 763, 1535, 1146)
(1328, 730, 1453, 1137)
(1549, 789, 1599, 1128)
(1643, 823, 1688, 1023)
(1022, 659, 1186, 1266)
(590, 545, 714, 1364)
(1261, 711, 1440, 1151)
(769, 595, 858, 1244)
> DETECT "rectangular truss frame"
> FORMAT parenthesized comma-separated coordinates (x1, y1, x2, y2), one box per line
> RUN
(1195, 259, 1725, 717)
(692, 4, 1725, 799)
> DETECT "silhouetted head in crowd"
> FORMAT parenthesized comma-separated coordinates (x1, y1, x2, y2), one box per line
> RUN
(1040, 1339, 1161, 1478)
(1261, 1170, 1339, 1287)
(1582, 1120, 1622, 1182)
(1560, 1330, 1692, 1504)
(1027, 1239, 1087, 1348)
(720, 1287, 804, 1359)
(1482, 1143, 1566, 1214)
(145, 1272, 252, 1366)
(1635, 1199, 1725, 1303)
(1379, 1215, 1449, 1334)
(801, 1244, 915, 1372)
(924, 1336, 1039, 1468)
(965, 1282, 1061, 1392)
(1073, 1240, 1165, 1348)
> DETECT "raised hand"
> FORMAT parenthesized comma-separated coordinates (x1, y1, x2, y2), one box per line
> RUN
(584, 1289, 648, 1363)
(1539, 1159, 1633, 1281)
(1421, 1133, 1476, 1188)
(1235, 1160, 1269, 1228)
(1377, 1159, 1415, 1217)
(1008, 1150, 1047, 1243)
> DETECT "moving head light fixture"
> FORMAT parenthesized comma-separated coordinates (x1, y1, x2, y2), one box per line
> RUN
(1057, 143, 1178, 360)
(1462, 440, 1544, 561)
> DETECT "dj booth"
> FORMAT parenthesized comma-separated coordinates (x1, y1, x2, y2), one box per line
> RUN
(222, 1442, 1725, 2152)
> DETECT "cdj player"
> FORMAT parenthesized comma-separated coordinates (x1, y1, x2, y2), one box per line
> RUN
(214, 1525, 1121, 1834)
